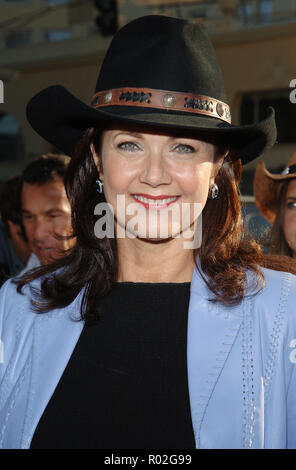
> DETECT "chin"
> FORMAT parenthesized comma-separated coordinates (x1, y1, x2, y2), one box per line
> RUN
(40, 254, 56, 265)
(128, 228, 179, 242)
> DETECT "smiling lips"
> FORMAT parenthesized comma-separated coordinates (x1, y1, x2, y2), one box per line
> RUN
(132, 193, 179, 209)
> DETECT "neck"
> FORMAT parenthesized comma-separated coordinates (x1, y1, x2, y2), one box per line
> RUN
(116, 236, 195, 283)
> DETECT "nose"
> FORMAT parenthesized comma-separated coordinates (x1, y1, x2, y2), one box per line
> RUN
(139, 150, 171, 187)
(33, 218, 51, 243)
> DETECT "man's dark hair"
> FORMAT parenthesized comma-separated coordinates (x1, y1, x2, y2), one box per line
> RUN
(22, 153, 70, 186)
(0, 175, 24, 237)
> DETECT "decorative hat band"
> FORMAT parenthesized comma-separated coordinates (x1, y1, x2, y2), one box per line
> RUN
(91, 87, 231, 124)
(281, 164, 296, 175)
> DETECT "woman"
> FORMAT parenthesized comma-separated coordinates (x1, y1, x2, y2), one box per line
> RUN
(254, 153, 296, 257)
(1, 15, 296, 449)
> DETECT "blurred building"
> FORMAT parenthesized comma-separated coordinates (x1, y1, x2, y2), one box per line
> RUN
(0, 0, 296, 199)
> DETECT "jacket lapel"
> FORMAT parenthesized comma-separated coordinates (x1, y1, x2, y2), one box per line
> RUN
(187, 264, 244, 448)
(21, 291, 85, 448)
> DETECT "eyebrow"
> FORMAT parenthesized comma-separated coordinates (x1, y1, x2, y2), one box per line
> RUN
(114, 131, 197, 140)
(115, 131, 141, 137)
(22, 208, 65, 215)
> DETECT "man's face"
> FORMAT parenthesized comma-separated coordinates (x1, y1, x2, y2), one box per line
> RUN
(22, 179, 76, 265)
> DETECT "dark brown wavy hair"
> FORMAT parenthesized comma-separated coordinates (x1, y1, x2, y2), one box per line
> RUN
(15, 126, 296, 324)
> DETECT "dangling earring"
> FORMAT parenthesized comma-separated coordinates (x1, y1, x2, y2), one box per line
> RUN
(208, 183, 219, 199)
(95, 178, 104, 194)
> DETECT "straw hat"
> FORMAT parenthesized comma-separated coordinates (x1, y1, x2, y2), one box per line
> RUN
(253, 152, 296, 225)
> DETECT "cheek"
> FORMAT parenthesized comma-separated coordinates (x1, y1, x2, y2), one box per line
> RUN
(283, 211, 296, 238)
(103, 158, 137, 197)
(177, 165, 212, 199)
(54, 216, 72, 234)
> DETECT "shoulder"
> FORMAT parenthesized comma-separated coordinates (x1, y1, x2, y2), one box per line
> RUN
(0, 275, 85, 350)
(260, 265, 295, 290)
(252, 268, 296, 406)
(253, 266, 296, 313)
(0, 278, 37, 383)
(246, 267, 296, 347)
(0, 277, 44, 360)
(0, 275, 85, 380)
(0, 274, 85, 326)
(0, 277, 33, 324)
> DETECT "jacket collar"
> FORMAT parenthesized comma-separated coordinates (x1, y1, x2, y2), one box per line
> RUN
(187, 262, 244, 447)
(21, 288, 85, 448)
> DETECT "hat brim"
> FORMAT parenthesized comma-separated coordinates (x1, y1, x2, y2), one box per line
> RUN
(261, 168, 296, 181)
(253, 160, 296, 225)
(26, 85, 277, 164)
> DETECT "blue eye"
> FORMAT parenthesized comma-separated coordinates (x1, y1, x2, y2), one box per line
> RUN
(172, 144, 195, 154)
(118, 142, 141, 152)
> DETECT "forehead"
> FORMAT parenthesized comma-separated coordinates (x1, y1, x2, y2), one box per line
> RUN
(22, 180, 70, 213)
(101, 121, 211, 140)
(286, 179, 296, 198)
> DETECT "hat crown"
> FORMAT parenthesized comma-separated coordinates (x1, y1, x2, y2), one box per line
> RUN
(96, 15, 226, 102)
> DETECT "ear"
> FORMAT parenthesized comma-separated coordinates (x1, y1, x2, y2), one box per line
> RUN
(7, 220, 20, 239)
(90, 142, 104, 181)
(7, 220, 26, 245)
(209, 156, 225, 187)
(211, 148, 229, 181)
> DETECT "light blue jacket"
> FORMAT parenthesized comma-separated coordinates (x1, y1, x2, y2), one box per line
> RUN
(1, 265, 296, 449)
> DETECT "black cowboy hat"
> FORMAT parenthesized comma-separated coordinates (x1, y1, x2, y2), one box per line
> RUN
(26, 15, 276, 164)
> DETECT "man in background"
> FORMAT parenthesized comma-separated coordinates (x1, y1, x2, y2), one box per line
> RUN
(21, 153, 76, 268)
(0, 175, 31, 286)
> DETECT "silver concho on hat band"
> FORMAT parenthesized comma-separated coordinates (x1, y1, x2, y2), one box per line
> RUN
(216, 102, 224, 118)
(103, 91, 113, 104)
(162, 93, 176, 108)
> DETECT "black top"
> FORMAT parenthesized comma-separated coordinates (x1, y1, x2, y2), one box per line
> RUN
(30, 282, 195, 449)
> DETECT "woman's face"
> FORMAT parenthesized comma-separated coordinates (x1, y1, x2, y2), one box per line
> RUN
(283, 178, 296, 257)
(92, 123, 224, 244)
